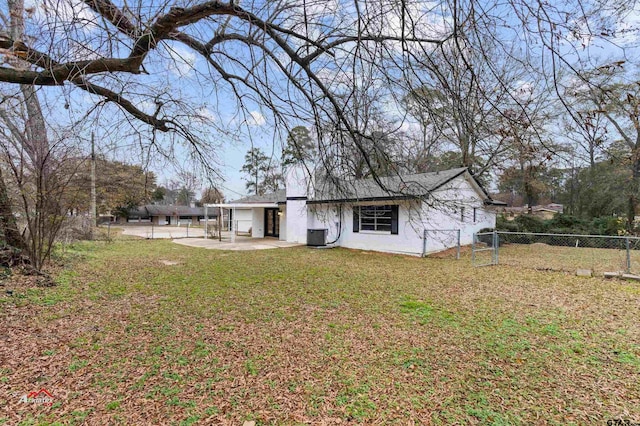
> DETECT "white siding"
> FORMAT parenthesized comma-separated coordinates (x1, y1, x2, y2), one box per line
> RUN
(304, 174, 496, 256)
(308, 201, 424, 256)
(278, 206, 287, 241)
(230, 169, 496, 256)
(285, 200, 307, 244)
(234, 209, 253, 233)
(252, 208, 265, 238)
(285, 165, 310, 244)
(421, 174, 495, 253)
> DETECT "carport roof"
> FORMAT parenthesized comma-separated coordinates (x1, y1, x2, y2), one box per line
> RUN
(127, 205, 219, 217)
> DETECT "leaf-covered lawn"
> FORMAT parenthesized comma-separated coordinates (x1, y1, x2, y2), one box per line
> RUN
(1, 240, 639, 425)
(496, 243, 640, 275)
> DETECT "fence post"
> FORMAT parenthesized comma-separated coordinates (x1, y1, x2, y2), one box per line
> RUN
(151, 222, 154, 239)
(456, 229, 461, 260)
(493, 230, 498, 265)
(626, 237, 631, 273)
(472, 233, 476, 263)
(422, 229, 427, 257)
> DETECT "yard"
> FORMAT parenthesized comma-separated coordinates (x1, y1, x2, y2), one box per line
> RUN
(1, 239, 639, 425)
(467, 241, 640, 275)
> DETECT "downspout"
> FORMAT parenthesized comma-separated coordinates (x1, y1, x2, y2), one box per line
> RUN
(325, 204, 343, 245)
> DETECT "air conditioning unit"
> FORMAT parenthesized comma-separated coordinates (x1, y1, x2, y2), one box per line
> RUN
(307, 228, 327, 246)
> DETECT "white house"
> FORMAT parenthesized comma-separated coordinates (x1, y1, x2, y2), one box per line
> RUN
(211, 166, 503, 256)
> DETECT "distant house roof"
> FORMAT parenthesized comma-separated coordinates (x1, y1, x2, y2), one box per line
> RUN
(500, 204, 564, 214)
(230, 189, 286, 204)
(127, 205, 219, 217)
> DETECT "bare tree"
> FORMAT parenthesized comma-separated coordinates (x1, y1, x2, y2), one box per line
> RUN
(0, 0, 634, 203)
(402, 24, 522, 177)
(200, 186, 224, 204)
(0, 91, 84, 272)
(0, 0, 78, 272)
(578, 63, 640, 230)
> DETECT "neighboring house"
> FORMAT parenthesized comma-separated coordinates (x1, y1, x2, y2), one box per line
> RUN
(499, 203, 564, 221)
(123, 205, 219, 225)
(209, 166, 504, 256)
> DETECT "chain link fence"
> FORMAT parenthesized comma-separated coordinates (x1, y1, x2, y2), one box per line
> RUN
(113, 223, 209, 240)
(114, 219, 258, 241)
(472, 231, 640, 275)
(423, 229, 461, 259)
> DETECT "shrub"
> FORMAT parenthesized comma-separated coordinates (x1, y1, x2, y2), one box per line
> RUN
(590, 216, 625, 236)
(496, 215, 518, 232)
(513, 214, 547, 233)
(546, 214, 588, 232)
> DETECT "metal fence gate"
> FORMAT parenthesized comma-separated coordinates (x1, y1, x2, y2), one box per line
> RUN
(472, 231, 498, 267)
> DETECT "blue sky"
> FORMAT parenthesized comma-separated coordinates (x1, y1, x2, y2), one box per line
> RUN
(7, 0, 640, 201)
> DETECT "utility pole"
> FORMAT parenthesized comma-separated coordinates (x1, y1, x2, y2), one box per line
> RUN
(90, 132, 97, 239)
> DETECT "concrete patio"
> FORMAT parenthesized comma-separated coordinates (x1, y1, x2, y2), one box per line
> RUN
(116, 225, 302, 251)
(172, 236, 303, 251)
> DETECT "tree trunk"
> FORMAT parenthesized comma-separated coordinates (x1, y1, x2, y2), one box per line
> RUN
(90, 133, 97, 239)
(0, 168, 24, 249)
(8, 0, 54, 270)
(628, 156, 640, 232)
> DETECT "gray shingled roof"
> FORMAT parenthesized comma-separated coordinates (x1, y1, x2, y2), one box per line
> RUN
(230, 189, 286, 204)
(310, 167, 473, 202)
(227, 168, 493, 205)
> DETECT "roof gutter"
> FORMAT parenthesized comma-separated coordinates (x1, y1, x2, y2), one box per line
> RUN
(306, 195, 418, 205)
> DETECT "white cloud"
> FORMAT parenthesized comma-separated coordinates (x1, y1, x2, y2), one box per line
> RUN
(247, 111, 266, 126)
(167, 46, 197, 77)
(614, 9, 640, 46)
(193, 106, 217, 124)
(26, 0, 99, 34)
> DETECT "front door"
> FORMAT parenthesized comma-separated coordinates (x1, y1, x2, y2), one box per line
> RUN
(264, 208, 280, 238)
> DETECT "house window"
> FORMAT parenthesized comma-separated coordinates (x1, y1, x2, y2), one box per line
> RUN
(460, 207, 465, 222)
(353, 205, 399, 234)
(473, 208, 477, 223)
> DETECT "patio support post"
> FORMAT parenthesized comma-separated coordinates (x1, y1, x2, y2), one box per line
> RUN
(232, 207, 236, 243)
(204, 205, 208, 239)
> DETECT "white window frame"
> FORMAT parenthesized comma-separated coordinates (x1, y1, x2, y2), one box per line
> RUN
(358, 205, 393, 233)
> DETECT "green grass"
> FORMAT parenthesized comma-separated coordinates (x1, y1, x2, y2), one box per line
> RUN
(1, 238, 639, 424)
